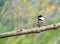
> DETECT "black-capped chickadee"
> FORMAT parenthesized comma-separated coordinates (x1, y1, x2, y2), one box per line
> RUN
(37, 15, 44, 27)
(35, 15, 45, 40)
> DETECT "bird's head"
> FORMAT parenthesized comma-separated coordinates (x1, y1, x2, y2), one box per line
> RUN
(38, 15, 44, 21)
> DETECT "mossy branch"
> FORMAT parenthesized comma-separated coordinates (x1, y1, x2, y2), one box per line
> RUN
(0, 22, 60, 39)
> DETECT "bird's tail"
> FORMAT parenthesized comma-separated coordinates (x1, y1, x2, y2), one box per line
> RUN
(34, 33, 41, 41)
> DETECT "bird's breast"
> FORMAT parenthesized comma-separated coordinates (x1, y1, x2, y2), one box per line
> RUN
(37, 21, 44, 27)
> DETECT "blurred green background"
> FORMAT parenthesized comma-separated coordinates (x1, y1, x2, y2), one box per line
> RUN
(0, 0, 60, 44)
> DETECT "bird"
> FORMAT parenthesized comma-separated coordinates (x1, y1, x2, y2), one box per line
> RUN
(37, 15, 44, 27)
(35, 15, 45, 40)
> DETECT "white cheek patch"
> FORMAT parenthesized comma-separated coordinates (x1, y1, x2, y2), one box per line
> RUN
(39, 17, 44, 21)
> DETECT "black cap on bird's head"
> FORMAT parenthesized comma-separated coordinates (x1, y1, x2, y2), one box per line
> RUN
(38, 15, 43, 18)
(38, 15, 44, 21)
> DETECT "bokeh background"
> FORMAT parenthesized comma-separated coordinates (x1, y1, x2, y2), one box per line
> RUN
(0, 0, 60, 44)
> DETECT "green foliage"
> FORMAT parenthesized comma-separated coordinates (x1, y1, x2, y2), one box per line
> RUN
(0, 0, 60, 44)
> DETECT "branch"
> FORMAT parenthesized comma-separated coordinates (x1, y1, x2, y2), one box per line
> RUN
(0, 22, 60, 39)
